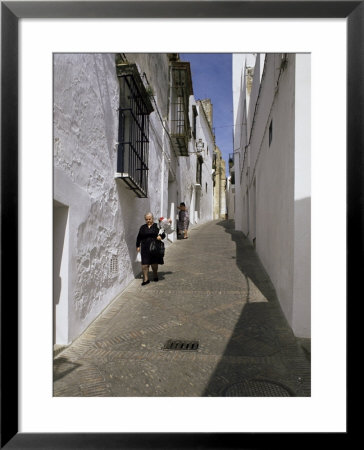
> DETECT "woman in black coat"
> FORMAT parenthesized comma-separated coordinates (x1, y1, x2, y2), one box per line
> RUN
(136, 212, 166, 285)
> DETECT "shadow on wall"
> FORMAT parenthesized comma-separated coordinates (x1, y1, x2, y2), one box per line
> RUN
(202, 220, 310, 397)
(115, 182, 150, 278)
(53, 204, 69, 307)
(53, 202, 69, 344)
(293, 196, 311, 338)
(294, 197, 311, 242)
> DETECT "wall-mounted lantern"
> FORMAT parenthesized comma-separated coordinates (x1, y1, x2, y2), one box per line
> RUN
(189, 138, 204, 155)
(196, 139, 204, 153)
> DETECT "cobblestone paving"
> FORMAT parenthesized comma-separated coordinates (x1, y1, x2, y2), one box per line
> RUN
(53, 220, 310, 397)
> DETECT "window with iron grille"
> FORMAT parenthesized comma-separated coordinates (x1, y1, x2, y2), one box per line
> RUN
(169, 60, 193, 156)
(115, 63, 154, 198)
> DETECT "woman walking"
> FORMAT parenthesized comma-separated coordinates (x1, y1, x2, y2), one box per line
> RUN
(136, 212, 166, 285)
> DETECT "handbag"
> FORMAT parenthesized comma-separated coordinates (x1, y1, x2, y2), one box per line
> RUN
(158, 240, 165, 257)
(149, 239, 165, 257)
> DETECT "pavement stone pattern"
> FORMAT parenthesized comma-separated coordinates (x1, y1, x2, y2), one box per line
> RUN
(54, 220, 311, 397)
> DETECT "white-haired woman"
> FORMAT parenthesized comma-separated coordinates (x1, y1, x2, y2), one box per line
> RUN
(136, 212, 166, 285)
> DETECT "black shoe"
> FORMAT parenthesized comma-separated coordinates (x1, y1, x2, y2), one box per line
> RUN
(141, 280, 150, 286)
(154, 277, 159, 282)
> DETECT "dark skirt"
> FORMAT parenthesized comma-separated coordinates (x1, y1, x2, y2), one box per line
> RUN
(141, 237, 164, 265)
(178, 210, 189, 231)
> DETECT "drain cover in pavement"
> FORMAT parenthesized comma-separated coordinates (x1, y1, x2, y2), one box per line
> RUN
(223, 379, 292, 397)
(163, 340, 199, 351)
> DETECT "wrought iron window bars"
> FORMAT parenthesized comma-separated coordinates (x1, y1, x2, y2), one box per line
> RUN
(169, 60, 193, 156)
(115, 63, 154, 198)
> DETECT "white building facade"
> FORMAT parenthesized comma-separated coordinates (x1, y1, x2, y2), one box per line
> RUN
(53, 53, 213, 345)
(226, 175, 235, 220)
(233, 53, 311, 338)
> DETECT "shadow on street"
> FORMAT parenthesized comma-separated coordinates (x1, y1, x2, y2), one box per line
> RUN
(217, 219, 279, 303)
(202, 220, 310, 397)
(53, 357, 82, 382)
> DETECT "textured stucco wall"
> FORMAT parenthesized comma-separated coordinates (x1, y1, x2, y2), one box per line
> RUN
(53, 54, 174, 343)
(125, 54, 170, 119)
(54, 53, 214, 344)
(54, 53, 129, 343)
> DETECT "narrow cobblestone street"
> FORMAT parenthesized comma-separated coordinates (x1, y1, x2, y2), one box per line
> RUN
(53, 220, 310, 397)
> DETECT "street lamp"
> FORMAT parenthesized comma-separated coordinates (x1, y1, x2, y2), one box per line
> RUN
(189, 138, 204, 154)
(196, 138, 204, 153)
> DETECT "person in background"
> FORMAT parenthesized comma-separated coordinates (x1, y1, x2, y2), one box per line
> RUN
(177, 202, 189, 239)
(136, 212, 165, 285)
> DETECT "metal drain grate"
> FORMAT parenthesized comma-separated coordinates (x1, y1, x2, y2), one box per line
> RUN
(163, 340, 199, 351)
(223, 379, 293, 397)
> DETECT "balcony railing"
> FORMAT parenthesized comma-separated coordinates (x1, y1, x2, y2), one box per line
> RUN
(170, 61, 193, 156)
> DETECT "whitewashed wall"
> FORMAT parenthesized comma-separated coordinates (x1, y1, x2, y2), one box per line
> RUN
(177, 98, 214, 228)
(54, 54, 162, 344)
(232, 53, 311, 338)
(194, 100, 214, 224)
(54, 53, 214, 345)
(226, 176, 235, 220)
(54, 54, 119, 344)
(292, 54, 311, 338)
(253, 54, 296, 324)
(232, 54, 256, 232)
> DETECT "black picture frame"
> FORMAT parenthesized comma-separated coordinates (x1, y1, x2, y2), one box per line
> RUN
(1, 1, 358, 448)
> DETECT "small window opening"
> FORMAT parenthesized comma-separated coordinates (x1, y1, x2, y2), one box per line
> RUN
(269, 120, 273, 146)
(196, 156, 203, 185)
(192, 105, 198, 140)
(110, 254, 118, 275)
